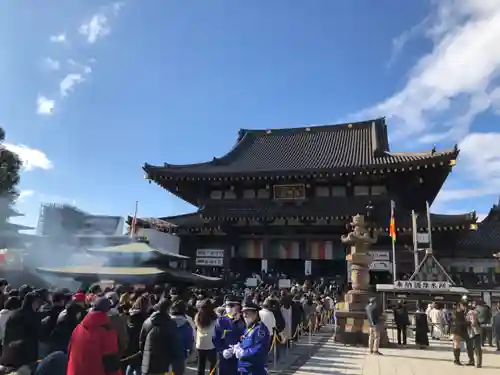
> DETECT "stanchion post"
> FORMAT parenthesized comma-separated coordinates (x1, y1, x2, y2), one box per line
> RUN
(273, 336, 277, 369)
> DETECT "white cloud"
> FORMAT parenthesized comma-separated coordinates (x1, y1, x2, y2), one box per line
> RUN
(59, 73, 85, 97)
(42, 57, 60, 71)
(49, 33, 66, 43)
(36, 95, 55, 115)
(4, 143, 53, 171)
(67, 59, 92, 74)
(435, 131, 500, 203)
(387, 16, 431, 68)
(356, 0, 500, 141)
(477, 213, 488, 222)
(18, 190, 35, 203)
(78, 2, 123, 44)
(58, 60, 92, 98)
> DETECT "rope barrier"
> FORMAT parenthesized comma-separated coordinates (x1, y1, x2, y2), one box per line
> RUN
(205, 312, 332, 375)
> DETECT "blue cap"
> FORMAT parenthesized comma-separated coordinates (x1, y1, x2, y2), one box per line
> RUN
(224, 294, 242, 305)
(241, 301, 260, 312)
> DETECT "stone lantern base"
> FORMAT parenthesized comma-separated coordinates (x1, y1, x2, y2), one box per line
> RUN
(334, 290, 390, 347)
(334, 308, 390, 347)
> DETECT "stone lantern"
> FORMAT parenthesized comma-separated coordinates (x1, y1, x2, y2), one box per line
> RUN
(335, 212, 378, 346)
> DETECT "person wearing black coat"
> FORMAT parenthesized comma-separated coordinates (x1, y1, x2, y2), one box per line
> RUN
(3, 292, 43, 366)
(47, 301, 85, 354)
(123, 296, 149, 375)
(0, 279, 8, 311)
(139, 299, 183, 375)
(290, 296, 304, 341)
(39, 292, 66, 357)
(413, 303, 429, 349)
(392, 301, 410, 346)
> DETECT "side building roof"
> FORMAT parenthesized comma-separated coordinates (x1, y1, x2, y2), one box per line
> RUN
(128, 200, 477, 234)
(455, 198, 500, 254)
(144, 118, 458, 180)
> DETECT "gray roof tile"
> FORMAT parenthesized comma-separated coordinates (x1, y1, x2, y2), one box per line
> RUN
(145, 118, 458, 177)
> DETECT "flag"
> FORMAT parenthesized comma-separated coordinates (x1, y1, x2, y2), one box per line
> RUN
(389, 200, 396, 242)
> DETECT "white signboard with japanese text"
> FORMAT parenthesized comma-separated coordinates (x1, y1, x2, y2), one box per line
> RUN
(195, 257, 224, 267)
(394, 280, 450, 290)
(246, 278, 258, 287)
(416, 233, 430, 244)
(304, 260, 312, 275)
(369, 251, 390, 261)
(196, 249, 224, 258)
(369, 261, 392, 271)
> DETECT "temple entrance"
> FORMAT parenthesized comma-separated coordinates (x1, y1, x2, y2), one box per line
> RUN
(269, 259, 304, 278)
(314, 259, 347, 279)
(230, 258, 261, 277)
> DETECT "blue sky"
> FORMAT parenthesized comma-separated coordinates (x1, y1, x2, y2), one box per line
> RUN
(2, 0, 500, 230)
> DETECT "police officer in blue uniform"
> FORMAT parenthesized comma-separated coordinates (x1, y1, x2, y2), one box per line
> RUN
(233, 302, 270, 375)
(213, 295, 246, 375)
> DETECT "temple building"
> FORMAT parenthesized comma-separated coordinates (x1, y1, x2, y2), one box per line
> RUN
(442, 199, 500, 288)
(36, 241, 221, 286)
(135, 118, 479, 281)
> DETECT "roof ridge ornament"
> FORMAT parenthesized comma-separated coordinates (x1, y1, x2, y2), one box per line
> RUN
(237, 129, 246, 142)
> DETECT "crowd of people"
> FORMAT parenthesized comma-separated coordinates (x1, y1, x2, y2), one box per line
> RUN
(366, 296, 500, 368)
(0, 278, 336, 375)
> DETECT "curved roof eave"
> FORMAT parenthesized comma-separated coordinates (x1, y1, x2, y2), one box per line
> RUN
(145, 150, 459, 178)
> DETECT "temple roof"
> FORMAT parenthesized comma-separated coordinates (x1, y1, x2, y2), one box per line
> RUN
(144, 118, 458, 178)
(482, 197, 500, 223)
(2, 222, 34, 232)
(86, 242, 189, 260)
(36, 266, 221, 284)
(455, 198, 500, 252)
(456, 222, 500, 252)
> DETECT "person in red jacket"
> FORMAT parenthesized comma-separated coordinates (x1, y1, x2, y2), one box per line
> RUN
(67, 297, 122, 375)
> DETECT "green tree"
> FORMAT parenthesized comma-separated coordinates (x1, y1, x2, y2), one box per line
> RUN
(0, 127, 22, 246)
(0, 127, 21, 198)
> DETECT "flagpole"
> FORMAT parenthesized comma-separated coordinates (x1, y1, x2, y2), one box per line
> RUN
(411, 210, 419, 272)
(390, 200, 397, 280)
(130, 200, 139, 238)
(391, 235, 397, 280)
(426, 201, 433, 251)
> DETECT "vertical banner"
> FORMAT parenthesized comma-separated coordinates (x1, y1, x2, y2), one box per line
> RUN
(426, 201, 433, 251)
(411, 210, 419, 272)
(261, 259, 268, 273)
(304, 260, 312, 275)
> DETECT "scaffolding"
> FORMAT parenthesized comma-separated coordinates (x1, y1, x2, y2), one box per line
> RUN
(36, 203, 88, 236)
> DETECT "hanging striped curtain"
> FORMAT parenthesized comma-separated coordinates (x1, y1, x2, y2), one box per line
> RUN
(271, 241, 300, 259)
(238, 240, 264, 258)
(310, 241, 334, 260)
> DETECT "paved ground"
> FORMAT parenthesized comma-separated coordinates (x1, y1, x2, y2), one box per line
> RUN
(187, 325, 500, 375)
(186, 325, 333, 375)
(288, 333, 500, 375)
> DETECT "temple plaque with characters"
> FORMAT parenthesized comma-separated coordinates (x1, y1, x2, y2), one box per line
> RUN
(273, 184, 306, 200)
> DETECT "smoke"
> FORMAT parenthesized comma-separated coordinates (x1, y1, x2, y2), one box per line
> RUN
(15, 203, 129, 291)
